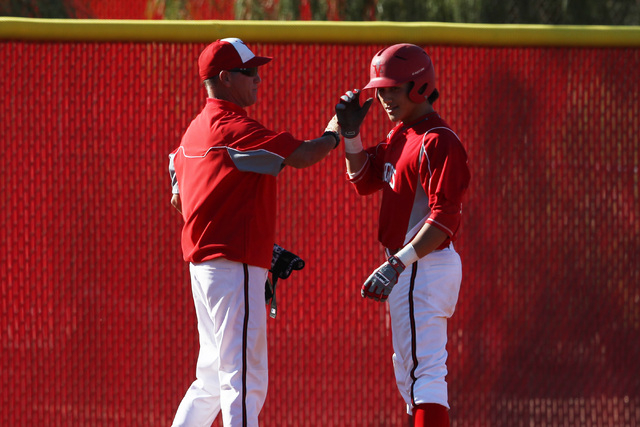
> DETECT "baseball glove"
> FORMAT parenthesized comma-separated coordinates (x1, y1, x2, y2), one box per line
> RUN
(265, 244, 305, 318)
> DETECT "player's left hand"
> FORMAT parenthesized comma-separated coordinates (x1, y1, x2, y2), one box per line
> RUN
(361, 256, 406, 302)
(335, 89, 373, 138)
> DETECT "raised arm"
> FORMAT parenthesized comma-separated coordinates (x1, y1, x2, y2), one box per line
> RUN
(335, 89, 374, 176)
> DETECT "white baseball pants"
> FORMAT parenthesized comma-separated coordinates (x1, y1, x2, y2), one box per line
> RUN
(172, 258, 269, 427)
(387, 244, 462, 414)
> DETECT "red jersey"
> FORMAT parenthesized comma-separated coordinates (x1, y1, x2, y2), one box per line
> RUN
(349, 112, 470, 251)
(173, 98, 302, 268)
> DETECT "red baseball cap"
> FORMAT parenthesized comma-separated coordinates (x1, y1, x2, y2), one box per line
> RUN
(198, 38, 272, 81)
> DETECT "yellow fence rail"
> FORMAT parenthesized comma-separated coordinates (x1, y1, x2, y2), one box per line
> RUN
(1, 17, 639, 46)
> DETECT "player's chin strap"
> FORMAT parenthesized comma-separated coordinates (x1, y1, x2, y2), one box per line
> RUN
(265, 244, 305, 318)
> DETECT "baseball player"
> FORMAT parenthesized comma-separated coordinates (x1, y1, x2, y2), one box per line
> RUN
(335, 44, 470, 426)
(168, 38, 341, 427)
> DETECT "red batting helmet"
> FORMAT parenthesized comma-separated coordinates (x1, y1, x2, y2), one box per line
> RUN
(363, 44, 436, 104)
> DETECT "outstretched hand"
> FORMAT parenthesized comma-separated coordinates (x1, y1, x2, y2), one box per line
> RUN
(335, 89, 373, 138)
(324, 114, 340, 135)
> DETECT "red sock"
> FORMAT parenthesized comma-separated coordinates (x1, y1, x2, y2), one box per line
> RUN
(413, 403, 450, 427)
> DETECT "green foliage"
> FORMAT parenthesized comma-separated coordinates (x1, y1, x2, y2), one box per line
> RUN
(374, 0, 442, 22)
(234, 0, 329, 20)
(2, 0, 637, 24)
(0, 0, 90, 18)
(372, 0, 640, 24)
(475, 0, 640, 25)
(235, 0, 267, 20)
(339, 0, 375, 21)
(158, 0, 191, 19)
(308, 0, 330, 20)
(278, 0, 299, 20)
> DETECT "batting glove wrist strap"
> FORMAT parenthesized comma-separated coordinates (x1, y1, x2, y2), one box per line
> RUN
(386, 255, 406, 275)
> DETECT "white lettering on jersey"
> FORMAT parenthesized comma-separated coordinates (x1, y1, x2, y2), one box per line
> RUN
(383, 163, 396, 189)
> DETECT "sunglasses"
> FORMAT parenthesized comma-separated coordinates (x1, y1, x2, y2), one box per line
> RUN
(228, 67, 259, 77)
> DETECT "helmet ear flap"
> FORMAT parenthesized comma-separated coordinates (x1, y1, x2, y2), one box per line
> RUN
(407, 81, 427, 104)
(408, 82, 429, 103)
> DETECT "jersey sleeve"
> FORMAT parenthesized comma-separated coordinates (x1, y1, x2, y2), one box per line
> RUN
(347, 141, 389, 195)
(420, 131, 470, 239)
(222, 115, 303, 176)
(168, 149, 180, 194)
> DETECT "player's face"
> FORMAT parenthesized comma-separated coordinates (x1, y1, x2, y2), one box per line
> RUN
(377, 83, 422, 123)
(228, 67, 261, 107)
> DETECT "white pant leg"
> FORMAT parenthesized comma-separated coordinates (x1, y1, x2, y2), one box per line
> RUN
(387, 246, 462, 413)
(172, 268, 222, 427)
(172, 258, 268, 427)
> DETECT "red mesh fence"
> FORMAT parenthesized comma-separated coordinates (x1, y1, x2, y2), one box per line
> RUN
(1, 41, 639, 426)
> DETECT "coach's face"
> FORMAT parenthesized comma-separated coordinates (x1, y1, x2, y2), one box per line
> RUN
(377, 82, 422, 124)
(225, 67, 262, 108)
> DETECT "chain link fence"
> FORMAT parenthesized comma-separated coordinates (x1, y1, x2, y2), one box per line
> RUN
(1, 33, 639, 426)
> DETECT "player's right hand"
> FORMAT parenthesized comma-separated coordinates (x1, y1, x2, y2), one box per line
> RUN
(335, 89, 373, 138)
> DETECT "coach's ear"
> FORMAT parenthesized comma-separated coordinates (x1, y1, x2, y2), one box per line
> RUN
(218, 70, 232, 87)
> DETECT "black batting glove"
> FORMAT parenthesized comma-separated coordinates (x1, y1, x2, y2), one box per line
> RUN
(335, 89, 373, 138)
